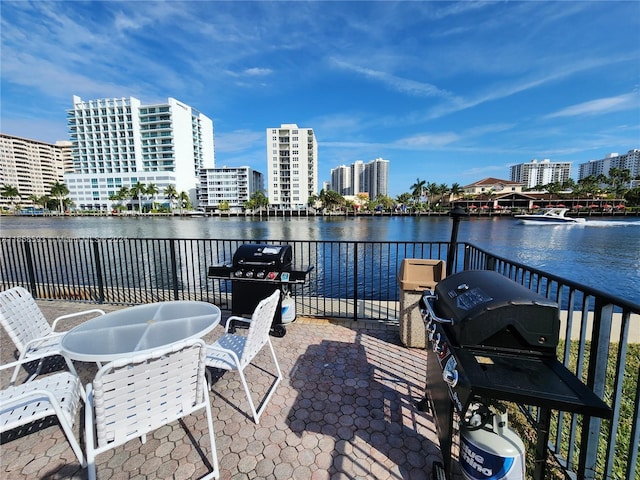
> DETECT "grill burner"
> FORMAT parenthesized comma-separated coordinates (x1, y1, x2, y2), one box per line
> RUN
(420, 270, 611, 479)
(208, 244, 312, 337)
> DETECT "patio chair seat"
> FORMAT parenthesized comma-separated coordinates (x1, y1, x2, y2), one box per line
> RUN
(0, 353, 85, 467)
(205, 290, 282, 424)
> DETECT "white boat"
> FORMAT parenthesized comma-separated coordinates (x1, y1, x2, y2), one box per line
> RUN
(514, 208, 586, 224)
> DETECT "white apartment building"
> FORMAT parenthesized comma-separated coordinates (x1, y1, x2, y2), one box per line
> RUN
(330, 157, 389, 198)
(65, 96, 214, 211)
(0, 134, 73, 210)
(198, 166, 264, 211)
(266, 124, 318, 209)
(578, 149, 639, 184)
(330, 165, 351, 196)
(510, 159, 572, 189)
(364, 157, 389, 198)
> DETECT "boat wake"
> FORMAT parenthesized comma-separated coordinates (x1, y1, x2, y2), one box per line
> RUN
(583, 220, 640, 227)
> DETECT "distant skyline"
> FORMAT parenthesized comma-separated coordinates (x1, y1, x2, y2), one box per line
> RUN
(1, 1, 638, 196)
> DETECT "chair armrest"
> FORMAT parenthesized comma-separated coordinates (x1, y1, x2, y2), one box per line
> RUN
(51, 309, 105, 331)
(21, 331, 64, 353)
(224, 315, 251, 333)
(0, 350, 73, 386)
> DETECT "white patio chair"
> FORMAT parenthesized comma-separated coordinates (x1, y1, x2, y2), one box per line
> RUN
(205, 289, 283, 424)
(84, 339, 219, 480)
(0, 286, 105, 382)
(0, 351, 86, 467)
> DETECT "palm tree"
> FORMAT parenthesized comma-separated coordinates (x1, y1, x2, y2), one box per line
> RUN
(163, 185, 178, 212)
(49, 181, 69, 215)
(1, 184, 20, 212)
(26, 194, 48, 212)
(129, 182, 146, 214)
(177, 191, 191, 215)
(410, 178, 426, 203)
(146, 183, 159, 211)
(450, 183, 463, 202)
(109, 186, 129, 211)
(426, 182, 440, 207)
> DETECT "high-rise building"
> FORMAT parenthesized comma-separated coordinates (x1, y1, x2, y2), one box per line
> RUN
(510, 159, 572, 188)
(329, 157, 389, 198)
(0, 133, 73, 210)
(364, 157, 389, 198)
(198, 166, 264, 211)
(266, 124, 318, 209)
(330, 165, 351, 196)
(578, 149, 639, 183)
(65, 96, 214, 211)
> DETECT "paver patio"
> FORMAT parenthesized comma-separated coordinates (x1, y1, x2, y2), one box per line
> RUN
(1, 300, 444, 479)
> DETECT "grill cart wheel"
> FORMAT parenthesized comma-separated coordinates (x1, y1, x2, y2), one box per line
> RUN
(271, 325, 286, 337)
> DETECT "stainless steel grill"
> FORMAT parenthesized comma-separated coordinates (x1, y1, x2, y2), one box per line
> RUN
(419, 270, 611, 479)
(208, 244, 312, 337)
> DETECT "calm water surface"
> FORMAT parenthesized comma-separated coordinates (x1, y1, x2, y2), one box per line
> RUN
(1, 215, 639, 304)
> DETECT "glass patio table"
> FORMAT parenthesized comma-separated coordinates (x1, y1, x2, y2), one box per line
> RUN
(60, 301, 221, 362)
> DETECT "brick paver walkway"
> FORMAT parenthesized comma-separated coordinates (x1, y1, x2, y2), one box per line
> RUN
(1, 300, 443, 479)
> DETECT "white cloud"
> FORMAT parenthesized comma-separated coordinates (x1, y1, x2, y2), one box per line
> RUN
(545, 92, 640, 119)
(330, 58, 456, 100)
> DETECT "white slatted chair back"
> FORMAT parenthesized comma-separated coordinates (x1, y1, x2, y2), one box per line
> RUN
(0, 286, 52, 354)
(240, 289, 281, 368)
(0, 286, 104, 383)
(85, 339, 218, 480)
(205, 290, 282, 423)
(0, 352, 86, 467)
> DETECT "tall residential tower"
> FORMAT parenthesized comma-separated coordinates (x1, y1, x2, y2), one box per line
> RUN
(578, 150, 639, 184)
(0, 134, 73, 210)
(330, 157, 389, 198)
(266, 124, 318, 209)
(65, 96, 214, 211)
(510, 159, 572, 188)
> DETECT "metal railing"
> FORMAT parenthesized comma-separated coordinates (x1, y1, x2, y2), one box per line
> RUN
(0, 236, 638, 480)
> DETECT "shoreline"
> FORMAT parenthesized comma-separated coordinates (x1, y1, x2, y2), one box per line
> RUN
(3, 209, 639, 219)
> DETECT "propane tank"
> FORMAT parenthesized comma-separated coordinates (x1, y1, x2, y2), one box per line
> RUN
(281, 292, 296, 324)
(460, 411, 525, 480)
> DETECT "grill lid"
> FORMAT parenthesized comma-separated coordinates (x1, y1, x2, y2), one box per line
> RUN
(232, 244, 293, 269)
(431, 270, 560, 354)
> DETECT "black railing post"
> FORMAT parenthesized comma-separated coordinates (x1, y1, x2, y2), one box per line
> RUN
(92, 239, 105, 303)
(447, 205, 468, 276)
(353, 242, 358, 322)
(578, 298, 613, 479)
(23, 241, 38, 296)
(169, 239, 179, 300)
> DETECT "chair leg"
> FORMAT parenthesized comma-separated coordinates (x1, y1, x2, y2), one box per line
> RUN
(202, 390, 220, 479)
(238, 339, 284, 424)
(237, 368, 260, 423)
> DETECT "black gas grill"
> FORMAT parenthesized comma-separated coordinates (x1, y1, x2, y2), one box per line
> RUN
(419, 270, 611, 479)
(208, 244, 312, 337)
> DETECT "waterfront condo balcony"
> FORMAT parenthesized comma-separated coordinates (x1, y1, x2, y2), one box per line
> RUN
(0, 300, 440, 480)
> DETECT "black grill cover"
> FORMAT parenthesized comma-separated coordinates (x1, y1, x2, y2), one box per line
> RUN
(232, 244, 292, 269)
(433, 270, 559, 354)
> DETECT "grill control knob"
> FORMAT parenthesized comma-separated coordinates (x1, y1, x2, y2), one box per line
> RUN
(426, 320, 435, 341)
(432, 333, 441, 353)
(234, 270, 244, 277)
(256, 271, 266, 279)
(443, 368, 458, 387)
(245, 271, 254, 278)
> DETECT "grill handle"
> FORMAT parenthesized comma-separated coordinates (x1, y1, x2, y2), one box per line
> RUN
(421, 293, 455, 325)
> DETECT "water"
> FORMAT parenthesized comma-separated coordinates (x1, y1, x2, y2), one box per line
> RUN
(1, 215, 639, 304)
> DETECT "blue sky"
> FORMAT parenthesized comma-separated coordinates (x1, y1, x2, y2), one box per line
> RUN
(1, 1, 639, 196)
